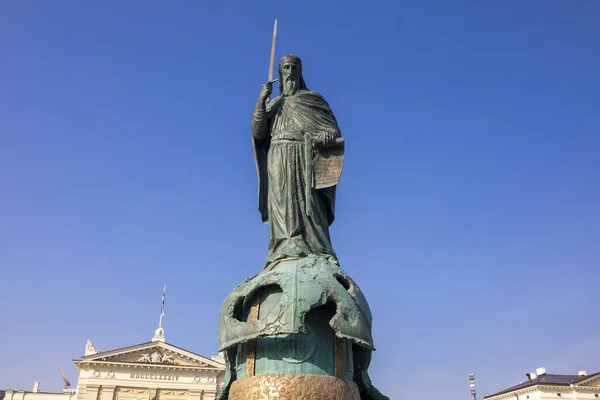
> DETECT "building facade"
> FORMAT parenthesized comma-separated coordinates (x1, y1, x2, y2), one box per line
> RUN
(485, 367, 600, 400)
(2, 328, 225, 400)
(74, 329, 225, 400)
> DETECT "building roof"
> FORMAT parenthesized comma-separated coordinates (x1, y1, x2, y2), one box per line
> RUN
(74, 340, 225, 371)
(80, 341, 203, 360)
(485, 373, 600, 398)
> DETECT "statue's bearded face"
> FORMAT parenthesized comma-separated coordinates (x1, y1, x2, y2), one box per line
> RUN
(281, 61, 300, 96)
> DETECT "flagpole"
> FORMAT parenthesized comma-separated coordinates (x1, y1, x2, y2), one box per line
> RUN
(159, 284, 166, 328)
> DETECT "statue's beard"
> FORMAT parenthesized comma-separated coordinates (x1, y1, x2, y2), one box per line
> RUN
(283, 78, 298, 96)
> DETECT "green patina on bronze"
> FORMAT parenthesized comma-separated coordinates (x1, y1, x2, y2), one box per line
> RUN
(225, 256, 361, 381)
(216, 54, 388, 400)
(217, 255, 374, 351)
(251, 54, 343, 268)
(217, 256, 387, 400)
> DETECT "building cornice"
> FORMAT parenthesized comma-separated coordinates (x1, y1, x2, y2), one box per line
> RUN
(73, 360, 223, 373)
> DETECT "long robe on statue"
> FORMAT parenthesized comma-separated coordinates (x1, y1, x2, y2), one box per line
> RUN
(252, 90, 341, 267)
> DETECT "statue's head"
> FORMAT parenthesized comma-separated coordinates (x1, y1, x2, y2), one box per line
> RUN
(278, 54, 307, 96)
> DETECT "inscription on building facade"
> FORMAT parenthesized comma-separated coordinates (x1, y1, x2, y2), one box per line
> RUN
(129, 373, 180, 381)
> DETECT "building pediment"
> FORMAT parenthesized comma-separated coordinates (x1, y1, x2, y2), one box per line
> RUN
(573, 373, 600, 387)
(78, 341, 224, 370)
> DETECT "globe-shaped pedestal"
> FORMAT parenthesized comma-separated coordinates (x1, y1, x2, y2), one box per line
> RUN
(216, 255, 385, 400)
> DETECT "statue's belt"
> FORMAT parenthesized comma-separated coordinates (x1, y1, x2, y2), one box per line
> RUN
(271, 131, 304, 142)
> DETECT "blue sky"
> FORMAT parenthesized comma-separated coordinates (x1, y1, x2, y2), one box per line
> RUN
(1, 0, 599, 398)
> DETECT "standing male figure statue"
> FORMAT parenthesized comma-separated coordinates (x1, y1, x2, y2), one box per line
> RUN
(251, 54, 343, 267)
(216, 52, 388, 400)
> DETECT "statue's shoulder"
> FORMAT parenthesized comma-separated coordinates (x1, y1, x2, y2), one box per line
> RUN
(299, 90, 324, 98)
(293, 90, 329, 105)
(266, 95, 283, 113)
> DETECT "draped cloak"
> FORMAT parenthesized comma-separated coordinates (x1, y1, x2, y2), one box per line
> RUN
(251, 90, 342, 266)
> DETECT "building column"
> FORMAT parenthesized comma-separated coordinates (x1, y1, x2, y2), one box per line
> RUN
(100, 386, 115, 400)
(84, 385, 100, 400)
(202, 392, 217, 400)
(188, 390, 202, 400)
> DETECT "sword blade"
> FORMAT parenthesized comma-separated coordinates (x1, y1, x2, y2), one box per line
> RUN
(268, 19, 278, 82)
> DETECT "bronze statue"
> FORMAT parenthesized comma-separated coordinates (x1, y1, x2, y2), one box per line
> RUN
(251, 54, 344, 268)
(215, 23, 388, 400)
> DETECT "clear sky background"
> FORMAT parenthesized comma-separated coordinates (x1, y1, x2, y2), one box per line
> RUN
(1, 0, 599, 398)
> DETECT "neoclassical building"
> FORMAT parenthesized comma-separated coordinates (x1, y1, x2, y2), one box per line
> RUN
(485, 367, 600, 400)
(2, 328, 225, 400)
(74, 328, 225, 400)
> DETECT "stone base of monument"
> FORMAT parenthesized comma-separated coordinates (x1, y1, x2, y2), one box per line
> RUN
(229, 375, 359, 399)
(217, 255, 388, 400)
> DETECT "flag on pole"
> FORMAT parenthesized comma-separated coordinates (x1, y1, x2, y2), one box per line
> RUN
(161, 285, 166, 317)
